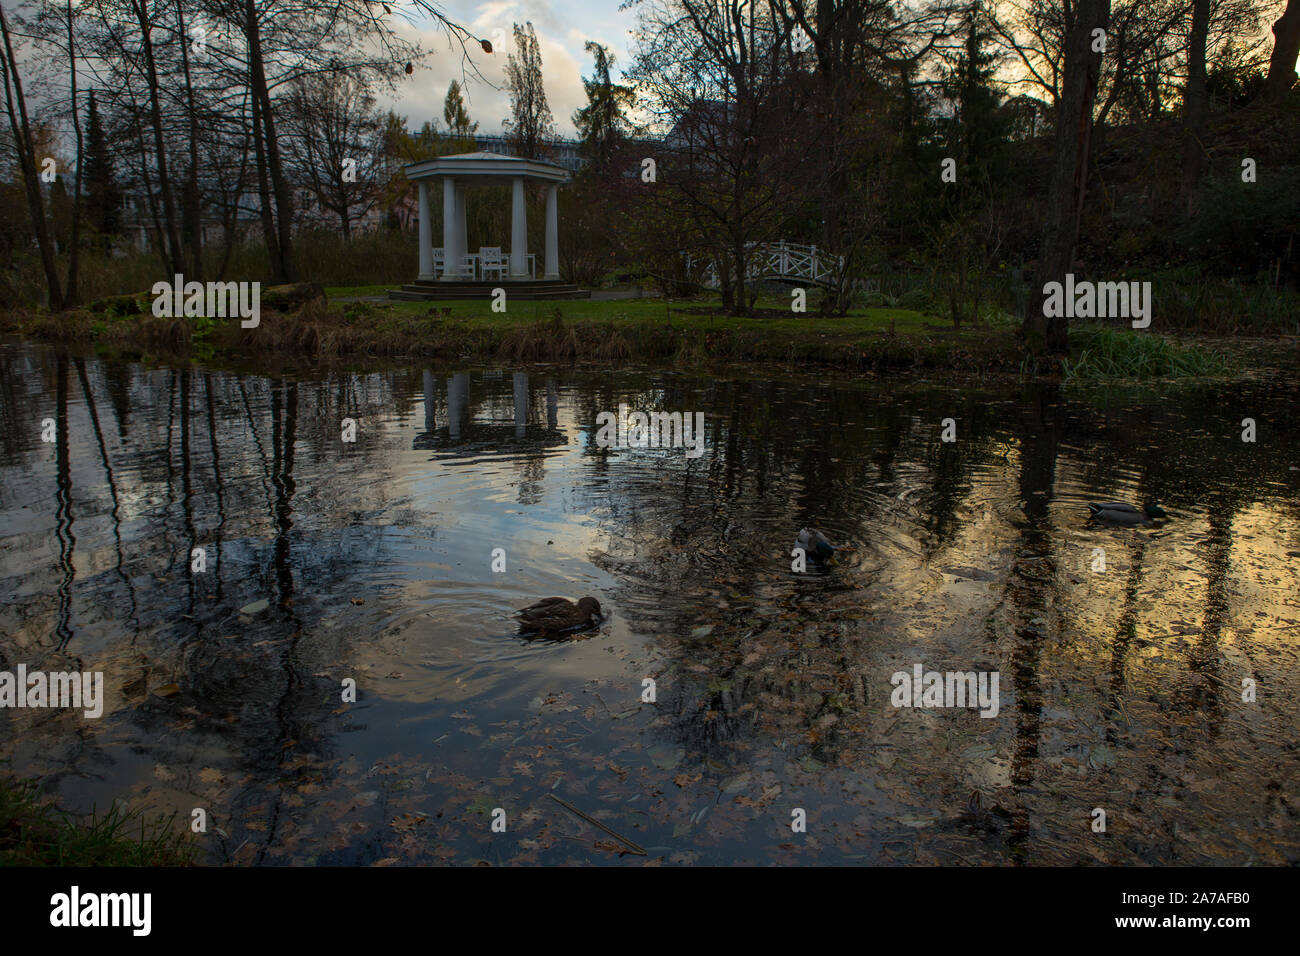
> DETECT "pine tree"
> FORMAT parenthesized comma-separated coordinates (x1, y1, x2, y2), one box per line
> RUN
(82, 90, 121, 241)
(573, 42, 634, 171)
(940, 2, 1006, 181)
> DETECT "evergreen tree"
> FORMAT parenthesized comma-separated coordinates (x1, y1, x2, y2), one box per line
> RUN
(573, 42, 634, 171)
(940, 2, 1007, 182)
(82, 90, 121, 241)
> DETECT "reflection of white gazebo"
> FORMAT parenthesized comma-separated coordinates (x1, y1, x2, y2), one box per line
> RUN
(409, 151, 566, 282)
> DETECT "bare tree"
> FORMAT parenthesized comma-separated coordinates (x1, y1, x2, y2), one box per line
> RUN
(282, 71, 385, 238)
(0, 5, 64, 309)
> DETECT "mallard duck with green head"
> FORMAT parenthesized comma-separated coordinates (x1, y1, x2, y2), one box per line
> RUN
(515, 596, 602, 638)
(1088, 501, 1168, 525)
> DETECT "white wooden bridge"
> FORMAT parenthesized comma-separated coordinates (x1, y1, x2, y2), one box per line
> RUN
(687, 241, 844, 289)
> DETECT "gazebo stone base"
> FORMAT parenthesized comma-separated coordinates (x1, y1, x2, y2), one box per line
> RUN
(389, 280, 591, 302)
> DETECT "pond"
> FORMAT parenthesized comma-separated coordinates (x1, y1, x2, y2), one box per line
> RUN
(1, 342, 1298, 865)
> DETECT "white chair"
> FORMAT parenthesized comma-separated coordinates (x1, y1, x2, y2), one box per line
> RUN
(479, 247, 506, 281)
(432, 247, 445, 277)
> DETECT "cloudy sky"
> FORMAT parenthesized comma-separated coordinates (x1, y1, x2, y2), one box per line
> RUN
(383, 0, 641, 138)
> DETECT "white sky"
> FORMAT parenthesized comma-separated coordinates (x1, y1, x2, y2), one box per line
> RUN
(384, 0, 641, 137)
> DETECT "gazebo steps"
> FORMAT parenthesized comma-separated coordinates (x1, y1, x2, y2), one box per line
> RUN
(389, 281, 591, 301)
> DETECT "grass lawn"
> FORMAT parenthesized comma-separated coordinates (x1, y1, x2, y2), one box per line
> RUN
(323, 284, 980, 336)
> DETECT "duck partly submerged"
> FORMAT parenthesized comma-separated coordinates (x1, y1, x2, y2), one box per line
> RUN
(515, 596, 602, 638)
(1088, 501, 1168, 525)
(794, 527, 837, 563)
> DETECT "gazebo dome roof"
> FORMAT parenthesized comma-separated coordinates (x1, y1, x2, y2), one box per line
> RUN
(405, 150, 571, 183)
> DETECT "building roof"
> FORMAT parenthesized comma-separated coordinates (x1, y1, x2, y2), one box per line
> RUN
(404, 150, 571, 183)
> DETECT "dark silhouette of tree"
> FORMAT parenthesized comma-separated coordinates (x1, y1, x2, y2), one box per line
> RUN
(1181, 0, 1211, 213)
(941, 2, 1007, 179)
(574, 41, 634, 169)
(83, 90, 121, 244)
(1026, 0, 1110, 357)
(0, 5, 64, 309)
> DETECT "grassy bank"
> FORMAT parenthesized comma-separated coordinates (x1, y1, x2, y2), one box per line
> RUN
(0, 775, 194, 866)
(0, 287, 1032, 375)
(0, 285, 1251, 380)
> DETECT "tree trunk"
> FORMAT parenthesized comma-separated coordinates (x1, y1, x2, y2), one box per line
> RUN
(132, 0, 184, 276)
(245, 0, 294, 281)
(65, 1, 84, 305)
(250, 91, 280, 277)
(1181, 0, 1211, 213)
(1264, 0, 1300, 102)
(0, 7, 63, 310)
(175, 0, 203, 279)
(1027, 0, 1110, 356)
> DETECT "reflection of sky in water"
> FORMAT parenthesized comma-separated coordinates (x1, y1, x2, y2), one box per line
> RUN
(1, 344, 1298, 865)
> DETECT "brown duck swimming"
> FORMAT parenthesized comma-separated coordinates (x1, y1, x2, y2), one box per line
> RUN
(515, 596, 602, 638)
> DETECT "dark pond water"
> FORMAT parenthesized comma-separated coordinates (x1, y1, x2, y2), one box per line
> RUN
(2, 342, 1298, 865)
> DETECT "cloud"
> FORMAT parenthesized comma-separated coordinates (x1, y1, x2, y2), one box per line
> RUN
(378, 0, 636, 137)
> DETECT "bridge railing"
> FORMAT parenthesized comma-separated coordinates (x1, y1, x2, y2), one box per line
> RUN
(686, 241, 845, 289)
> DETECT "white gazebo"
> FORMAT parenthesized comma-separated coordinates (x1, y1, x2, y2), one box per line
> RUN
(407, 151, 568, 283)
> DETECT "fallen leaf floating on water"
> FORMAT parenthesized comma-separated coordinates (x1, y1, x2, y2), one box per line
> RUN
(351, 597, 366, 606)
(239, 599, 269, 615)
(154, 683, 181, 698)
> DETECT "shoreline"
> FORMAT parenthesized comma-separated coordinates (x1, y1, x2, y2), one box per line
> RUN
(0, 290, 1283, 382)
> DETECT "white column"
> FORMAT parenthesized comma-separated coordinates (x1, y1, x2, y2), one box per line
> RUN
(510, 176, 527, 278)
(544, 184, 559, 280)
(441, 177, 457, 281)
(417, 181, 433, 279)
(448, 373, 468, 441)
(455, 184, 468, 273)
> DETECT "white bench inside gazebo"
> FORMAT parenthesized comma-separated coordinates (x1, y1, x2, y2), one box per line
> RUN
(407, 151, 568, 283)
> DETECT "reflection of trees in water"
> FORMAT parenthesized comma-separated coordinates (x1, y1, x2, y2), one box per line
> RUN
(0, 357, 427, 859)
(54, 354, 76, 650)
(1001, 384, 1058, 847)
(577, 376, 1019, 766)
(577, 372, 1299, 800)
(4, 353, 1300, 859)
(75, 356, 139, 633)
